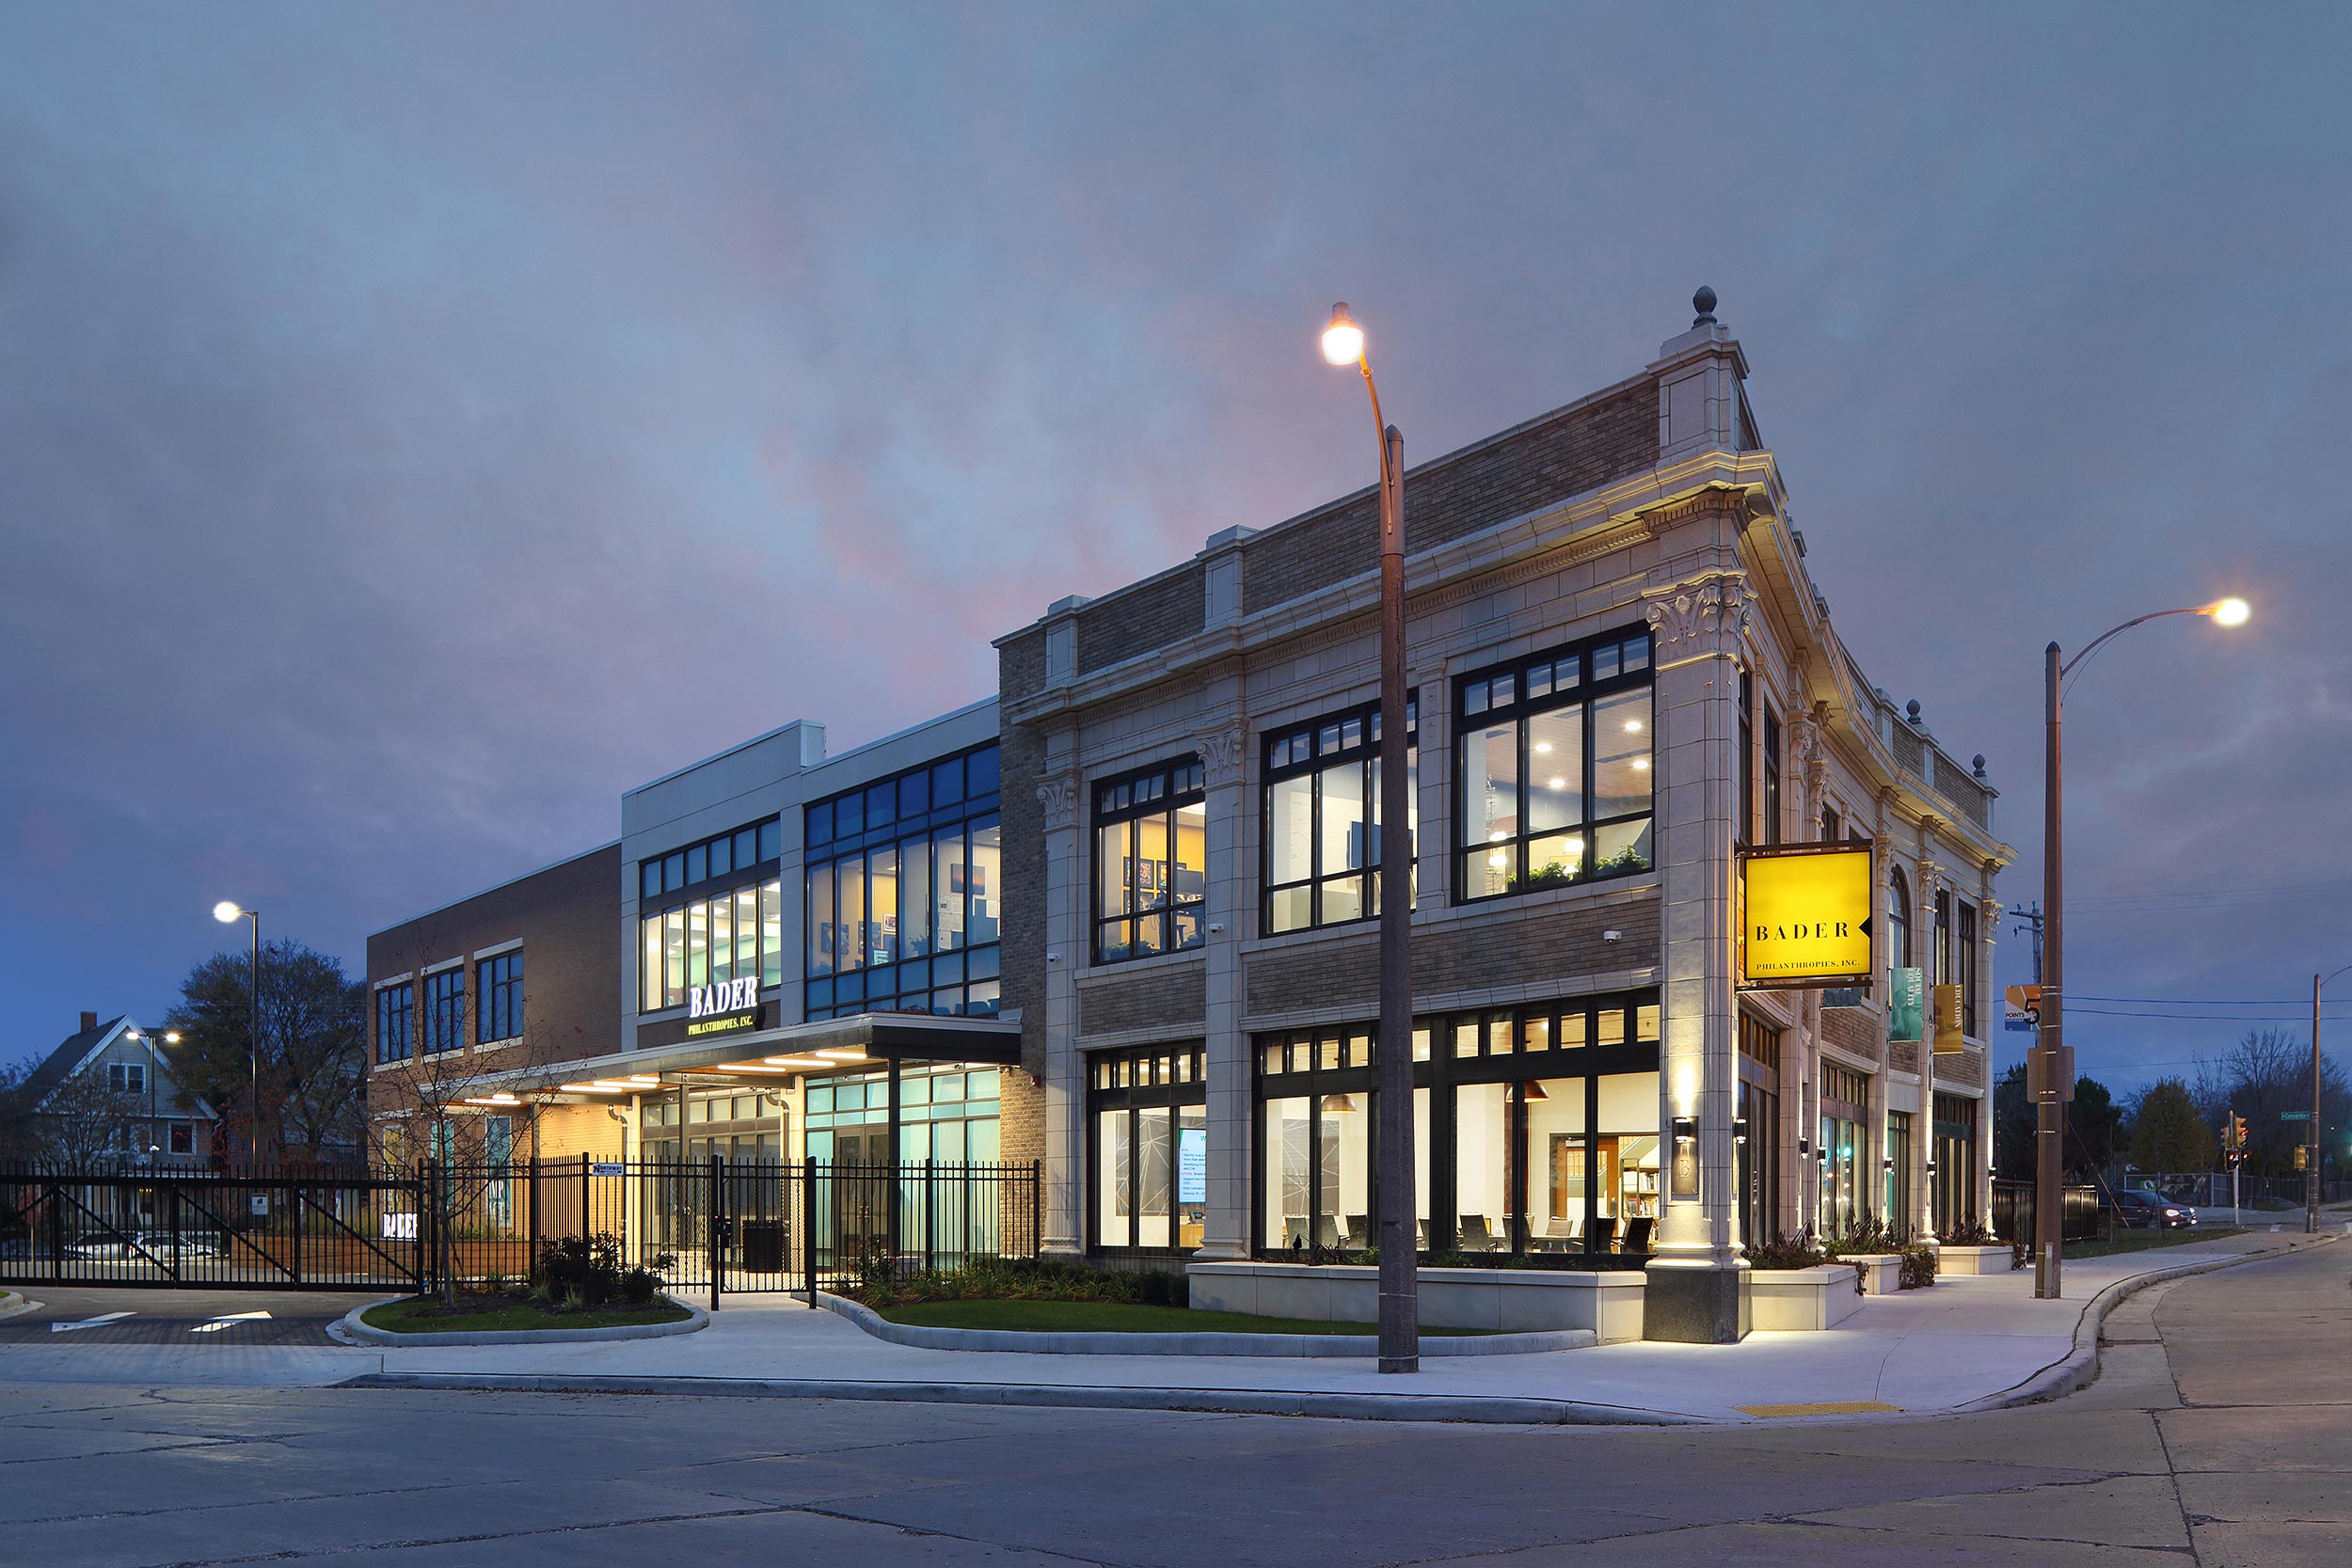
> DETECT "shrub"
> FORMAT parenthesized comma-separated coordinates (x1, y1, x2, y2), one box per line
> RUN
(534, 1232, 626, 1307)
(1899, 1243, 1938, 1290)
(1942, 1214, 1995, 1246)
(1746, 1233, 1826, 1271)
(618, 1268, 661, 1306)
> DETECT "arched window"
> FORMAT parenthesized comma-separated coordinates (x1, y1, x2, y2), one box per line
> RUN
(1888, 867, 1913, 970)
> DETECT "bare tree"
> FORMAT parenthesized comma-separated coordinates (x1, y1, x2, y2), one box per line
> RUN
(22, 1070, 147, 1172)
(2193, 1029, 2351, 1179)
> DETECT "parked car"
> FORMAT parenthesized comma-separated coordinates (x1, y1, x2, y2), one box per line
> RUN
(63, 1230, 223, 1260)
(2110, 1189, 2195, 1229)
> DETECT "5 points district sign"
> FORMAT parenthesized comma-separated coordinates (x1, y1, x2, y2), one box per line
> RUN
(1740, 843, 1875, 990)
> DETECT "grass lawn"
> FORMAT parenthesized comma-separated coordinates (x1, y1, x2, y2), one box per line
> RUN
(2063, 1227, 2244, 1260)
(875, 1298, 1496, 1336)
(360, 1296, 691, 1334)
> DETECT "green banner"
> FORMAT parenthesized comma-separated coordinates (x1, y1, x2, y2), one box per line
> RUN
(1888, 967, 1924, 1043)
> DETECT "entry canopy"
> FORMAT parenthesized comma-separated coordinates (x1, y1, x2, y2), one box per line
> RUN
(1740, 843, 1876, 990)
(464, 1010, 1024, 1103)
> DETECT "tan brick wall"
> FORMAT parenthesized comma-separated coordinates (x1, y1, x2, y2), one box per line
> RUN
(1820, 1006, 1883, 1065)
(1934, 1049, 1986, 1090)
(1078, 964, 1208, 1036)
(998, 721, 1049, 1076)
(995, 1067, 1045, 1166)
(1889, 1040, 1920, 1075)
(1077, 563, 1206, 674)
(1242, 895, 1661, 1019)
(533, 1101, 627, 1164)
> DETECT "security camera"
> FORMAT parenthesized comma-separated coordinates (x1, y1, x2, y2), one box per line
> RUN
(1602, 929, 1623, 942)
(1207, 923, 1225, 934)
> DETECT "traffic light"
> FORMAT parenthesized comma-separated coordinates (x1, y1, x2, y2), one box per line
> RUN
(2235, 1114, 2249, 1150)
(2295, 1146, 2309, 1172)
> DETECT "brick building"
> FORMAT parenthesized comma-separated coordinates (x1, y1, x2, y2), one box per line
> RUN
(993, 292, 2009, 1339)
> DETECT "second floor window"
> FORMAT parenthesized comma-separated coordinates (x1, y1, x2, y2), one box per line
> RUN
(1262, 698, 1416, 935)
(1459, 627, 1654, 900)
(479, 950, 524, 1043)
(375, 981, 413, 1066)
(1958, 899, 1979, 1036)
(423, 968, 465, 1056)
(1094, 757, 1206, 963)
(107, 1062, 145, 1094)
(1761, 704, 1782, 846)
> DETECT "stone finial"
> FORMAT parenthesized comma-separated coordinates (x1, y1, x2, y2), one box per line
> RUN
(1905, 699, 1923, 725)
(1692, 286, 1718, 326)
(1972, 754, 1988, 780)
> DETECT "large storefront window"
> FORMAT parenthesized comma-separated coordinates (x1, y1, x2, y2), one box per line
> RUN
(1253, 993, 1661, 1260)
(804, 743, 1002, 1021)
(1737, 1012, 1781, 1247)
(1933, 1092, 1980, 1233)
(1092, 757, 1206, 963)
(1262, 698, 1416, 935)
(1887, 1110, 1914, 1228)
(639, 816, 784, 1013)
(1088, 1045, 1207, 1253)
(1458, 627, 1653, 900)
(1819, 1061, 1869, 1234)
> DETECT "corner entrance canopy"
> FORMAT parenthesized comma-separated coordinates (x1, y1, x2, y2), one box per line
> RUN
(471, 1011, 1023, 1101)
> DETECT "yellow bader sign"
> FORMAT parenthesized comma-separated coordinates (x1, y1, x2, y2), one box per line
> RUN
(1740, 845, 1874, 988)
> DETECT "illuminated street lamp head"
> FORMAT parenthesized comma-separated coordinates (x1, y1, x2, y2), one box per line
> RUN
(214, 900, 245, 924)
(2204, 596, 2251, 627)
(1320, 302, 1364, 367)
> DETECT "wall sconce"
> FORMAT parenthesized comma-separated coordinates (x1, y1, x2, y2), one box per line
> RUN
(1731, 1117, 1749, 1146)
(1671, 1116, 1696, 1143)
(1882, 1156, 1895, 1174)
(1925, 1159, 1939, 1176)
(1670, 1117, 1699, 1200)
(1798, 1136, 1812, 1159)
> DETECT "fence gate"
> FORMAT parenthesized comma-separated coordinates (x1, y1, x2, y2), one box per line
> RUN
(0, 1164, 423, 1292)
(419, 1157, 1041, 1304)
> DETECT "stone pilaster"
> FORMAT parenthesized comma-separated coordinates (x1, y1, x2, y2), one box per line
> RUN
(1193, 718, 1252, 1260)
(1037, 763, 1084, 1256)
(1910, 856, 1942, 1242)
(1640, 568, 1751, 1341)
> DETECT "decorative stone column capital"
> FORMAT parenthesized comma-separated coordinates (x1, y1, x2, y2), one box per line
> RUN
(1193, 721, 1248, 791)
(1641, 570, 1755, 667)
(1037, 771, 1079, 833)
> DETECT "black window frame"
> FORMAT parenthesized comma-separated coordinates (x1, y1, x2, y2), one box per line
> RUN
(374, 982, 413, 1067)
(1086, 1044, 1208, 1255)
(1260, 695, 1416, 937)
(1888, 867, 1914, 970)
(1934, 890, 1953, 985)
(422, 968, 465, 1057)
(1761, 703, 1782, 847)
(639, 816, 782, 905)
(1455, 626, 1655, 903)
(1090, 755, 1207, 964)
(1957, 899, 1979, 1036)
(1738, 669, 1755, 846)
(478, 950, 524, 1044)
(1252, 990, 1663, 1262)
(802, 742, 1003, 1022)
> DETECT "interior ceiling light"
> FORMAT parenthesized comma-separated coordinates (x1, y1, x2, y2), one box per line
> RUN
(1548, 777, 1566, 790)
(815, 1047, 869, 1059)
(764, 1055, 828, 1069)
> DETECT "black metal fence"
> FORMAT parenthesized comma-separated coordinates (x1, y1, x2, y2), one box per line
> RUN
(409, 1156, 1041, 1303)
(0, 1164, 422, 1291)
(4, 1157, 1041, 1302)
(1991, 1179, 2105, 1243)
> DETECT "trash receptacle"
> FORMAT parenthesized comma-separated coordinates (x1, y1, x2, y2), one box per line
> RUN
(741, 1220, 785, 1274)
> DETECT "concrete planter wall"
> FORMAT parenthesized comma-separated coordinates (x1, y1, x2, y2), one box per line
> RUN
(1841, 1253, 1903, 1294)
(1745, 1264, 1864, 1331)
(1187, 1261, 1647, 1343)
(1933, 1243, 2012, 1276)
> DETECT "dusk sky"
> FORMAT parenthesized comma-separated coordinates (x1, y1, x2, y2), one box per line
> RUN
(3, 3, 2346, 1091)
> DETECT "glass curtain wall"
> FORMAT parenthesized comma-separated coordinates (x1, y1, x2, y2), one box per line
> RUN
(804, 743, 1002, 1020)
(638, 817, 785, 1012)
(1088, 1045, 1207, 1253)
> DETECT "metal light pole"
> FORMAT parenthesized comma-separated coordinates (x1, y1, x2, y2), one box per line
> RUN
(2040, 597, 2249, 1299)
(215, 902, 262, 1165)
(1321, 303, 1417, 1372)
(123, 1027, 181, 1166)
(2312, 965, 2349, 1234)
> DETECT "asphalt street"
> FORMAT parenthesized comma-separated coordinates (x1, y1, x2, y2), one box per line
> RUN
(0, 1285, 353, 1345)
(0, 1242, 2344, 1566)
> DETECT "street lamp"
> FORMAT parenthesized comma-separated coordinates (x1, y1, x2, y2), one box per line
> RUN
(2040, 597, 2249, 1298)
(122, 1028, 182, 1165)
(2312, 963, 2350, 1233)
(215, 901, 261, 1166)
(1318, 302, 1416, 1372)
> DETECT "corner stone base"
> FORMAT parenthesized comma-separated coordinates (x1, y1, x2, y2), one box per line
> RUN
(1643, 1260, 1746, 1343)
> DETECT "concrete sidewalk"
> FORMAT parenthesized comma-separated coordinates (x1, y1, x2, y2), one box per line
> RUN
(3, 1229, 2332, 1424)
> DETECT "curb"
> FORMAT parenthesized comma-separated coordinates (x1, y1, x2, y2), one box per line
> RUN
(815, 1291, 1597, 1358)
(332, 1370, 1703, 1425)
(0, 1291, 41, 1324)
(1957, 1232, 2340, 1413)
(327, 1292, 708, 1348)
